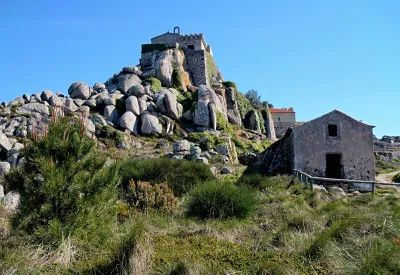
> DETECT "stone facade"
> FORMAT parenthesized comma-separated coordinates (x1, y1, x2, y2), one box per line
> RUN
(142, 28, 222, 87)
(259, 110, 375, 183)
(184, 49, 208, 87)
(150, 27, 213, 56)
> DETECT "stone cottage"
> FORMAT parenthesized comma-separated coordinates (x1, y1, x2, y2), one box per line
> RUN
(259, 110, 375, 182)
(269, 108, 296, 138)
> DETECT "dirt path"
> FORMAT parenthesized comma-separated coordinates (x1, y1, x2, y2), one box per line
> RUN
(375, 171, 400, 183)
(375, 171, 400, 193)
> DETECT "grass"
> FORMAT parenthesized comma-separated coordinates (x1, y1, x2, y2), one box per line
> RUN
(1, 115, 399, 274)
(186, 180, 259, 219)
(118, 158, 214, 196)
(376, 157, 400, 174)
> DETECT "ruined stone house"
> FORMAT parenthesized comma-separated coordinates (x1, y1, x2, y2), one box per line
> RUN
(259, 110, 375, 182)
(269, 108, 296, 138)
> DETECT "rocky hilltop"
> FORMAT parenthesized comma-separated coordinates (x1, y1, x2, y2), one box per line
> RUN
(0, 39, 276, 185)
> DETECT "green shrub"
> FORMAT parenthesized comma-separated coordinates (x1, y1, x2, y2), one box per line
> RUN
(186, 181, 258, 219)
(179, 90, 198, 112)
(222, 81, 237, 90)
(99, 125, 126, 147)
(127, 180, 177, 212)
(2, 116, 143, 272)
(393, 173, 400, 183)
(187, 132, 220, 151)
(172, 68, 184, 92)
(237, 173, 278, 190)
(236, 91, 254, 121)
(118, 158, 213, 196)
(142, 78, 162, 93)
(216, 110, 233, 133)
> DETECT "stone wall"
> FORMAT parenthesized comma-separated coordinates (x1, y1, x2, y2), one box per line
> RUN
(292, 110, 375, 181)
(184, 49, 208, 87)
(274, 121, 295, 138)
(257, 129, 294, 175)
(151, 33, 180, 46)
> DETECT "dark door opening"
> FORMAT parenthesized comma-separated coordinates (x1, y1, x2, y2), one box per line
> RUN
(326, 154, 342, 179)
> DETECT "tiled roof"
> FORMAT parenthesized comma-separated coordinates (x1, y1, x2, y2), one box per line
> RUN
(269, 108, 295, 113)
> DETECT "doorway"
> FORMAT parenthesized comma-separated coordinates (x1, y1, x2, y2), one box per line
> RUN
(326, 154, 342, 179)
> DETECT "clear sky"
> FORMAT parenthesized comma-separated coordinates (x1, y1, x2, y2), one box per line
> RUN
(1, 0, 399, 137)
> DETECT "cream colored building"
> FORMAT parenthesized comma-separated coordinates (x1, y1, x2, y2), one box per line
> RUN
(269, 108, 296, 138)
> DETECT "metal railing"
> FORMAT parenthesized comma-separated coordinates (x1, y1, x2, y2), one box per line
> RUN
(294, 169, 400, 195)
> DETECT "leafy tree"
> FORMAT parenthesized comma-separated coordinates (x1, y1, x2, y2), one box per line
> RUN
(245, 89, 262, 109)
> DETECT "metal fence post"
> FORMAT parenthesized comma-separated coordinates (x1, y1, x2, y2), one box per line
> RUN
(372, 182, 375, 196)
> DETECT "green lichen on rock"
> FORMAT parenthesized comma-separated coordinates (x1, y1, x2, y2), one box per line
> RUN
(142, 78, 162, 93)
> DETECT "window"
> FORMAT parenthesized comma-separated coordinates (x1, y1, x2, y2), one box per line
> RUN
(277, 117, 281, 122)
(187, 45, 195, 50)
(328, 124, 338, 137)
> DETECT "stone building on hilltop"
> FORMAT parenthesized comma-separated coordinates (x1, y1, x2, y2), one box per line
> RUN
(140, 27, 221, 88)
(259, 110, 375, 183)
(269, 108, 296, 138)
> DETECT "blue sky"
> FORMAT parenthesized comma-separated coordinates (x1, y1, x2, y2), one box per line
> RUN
(0, 0, 399, 137)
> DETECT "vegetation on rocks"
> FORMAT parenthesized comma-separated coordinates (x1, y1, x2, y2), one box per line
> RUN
(172, 68, 185, 92)
(142, 78, 162, 93)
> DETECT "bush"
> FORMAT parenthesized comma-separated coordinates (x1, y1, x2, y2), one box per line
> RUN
(222, 81, 237, 90)
(127, 180, 177, 212)
(237, 173, 277, 190)
(2, 116, 143, 272)
(186, 181, 258, 219)
(172, 68, 184, 92)
(142, 78, 162, 93)
(187, 132, 220, 151)
(118, 158, 214, 196)
(179, 90, 198, 112)
(216, 110, 233, 133)
(393, 173, 400, 183)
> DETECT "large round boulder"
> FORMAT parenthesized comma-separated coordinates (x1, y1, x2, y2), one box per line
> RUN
(119, 111, 139, 135)
(68, 82, 90, 100)
(141, 113, 162, 135)
(117, 74, 141, 93)
(126, 96, 140, 116)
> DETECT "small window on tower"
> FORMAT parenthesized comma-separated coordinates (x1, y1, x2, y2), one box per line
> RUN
(328, 124, 338, 137)
(187, 45, 195, 50)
